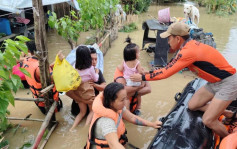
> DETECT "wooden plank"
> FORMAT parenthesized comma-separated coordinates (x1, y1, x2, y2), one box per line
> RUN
(32, 101, 57, 149)
(7, 117, 44, 122)
(39, 84, 54, 95)
(39, 122, 58, 149)
(0, 34, 17, 42)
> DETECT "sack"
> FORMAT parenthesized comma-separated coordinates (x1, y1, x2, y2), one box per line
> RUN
(75, 81, 95, 101)
(53, 55, 81, 92)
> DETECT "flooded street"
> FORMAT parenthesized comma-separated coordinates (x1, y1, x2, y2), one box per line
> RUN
(6, 3, 237, 149)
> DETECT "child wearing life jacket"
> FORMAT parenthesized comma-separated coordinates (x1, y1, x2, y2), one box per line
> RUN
(117, 37, 150, 114)
(63, 46, 99, 131)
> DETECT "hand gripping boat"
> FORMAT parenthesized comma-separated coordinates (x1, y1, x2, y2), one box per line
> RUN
(148, 78, 214, 149)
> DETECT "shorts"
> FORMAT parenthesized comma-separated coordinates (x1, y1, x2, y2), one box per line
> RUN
(75, 81, 95, 102)
(204, 73, 237, 101)
(126, 79, 141, 87)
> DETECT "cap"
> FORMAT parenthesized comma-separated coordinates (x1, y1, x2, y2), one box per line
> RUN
(160, 22, 190, 38)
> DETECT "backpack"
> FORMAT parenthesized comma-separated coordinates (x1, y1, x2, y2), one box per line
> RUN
(190, 28, 217, 48)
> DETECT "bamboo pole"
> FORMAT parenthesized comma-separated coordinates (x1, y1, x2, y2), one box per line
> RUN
(99, 31, 111, 46)
(32, 101, 57, 149)
(14, 97, 44, 102)
(39, 84, 54, 95)
(39, 122, 58, 149)
(7, 117, 44, 122)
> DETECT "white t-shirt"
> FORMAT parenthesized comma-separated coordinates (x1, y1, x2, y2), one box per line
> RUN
(91, 107, 126, 149)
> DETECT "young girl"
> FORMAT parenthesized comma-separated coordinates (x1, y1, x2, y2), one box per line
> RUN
(117, 37, 150, 114)
(62, 46, 99, 131)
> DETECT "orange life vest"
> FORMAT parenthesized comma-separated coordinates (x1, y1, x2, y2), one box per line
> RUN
(86, 93, 128, 149)
(23, 56, 59, 107)
(219, 130, 237, 149)
(113, 68, 138, 113)
(214, 115, 237, 149)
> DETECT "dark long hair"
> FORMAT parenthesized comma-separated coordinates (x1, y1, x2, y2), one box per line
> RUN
(123, 36, 138, 61)
(75, 46, 92, 70)
(103, 82, 124, 108)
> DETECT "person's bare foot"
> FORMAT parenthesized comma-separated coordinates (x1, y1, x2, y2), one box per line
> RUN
(70, 128, 77, 132)
(222, 110, 237, 125)
(222, 110, 234, 118)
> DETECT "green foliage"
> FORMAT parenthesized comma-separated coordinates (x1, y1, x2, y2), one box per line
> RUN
(85, 36, 97, 45)
(77, 0, 119, 31)
(119, 23, 138, 32)
(135, 0, 152, 13)
(0, 33, 6, 38)
(19, 140, 33, 149)
(122, 0, 152, 14)
(194, 0, 237, 15)
(48, 0, 119, 47)
(48, 11, 82, 43)
(0, 35, 30, 132)
(0, 139, 9, 148)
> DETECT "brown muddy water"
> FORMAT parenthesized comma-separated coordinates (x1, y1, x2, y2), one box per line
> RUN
(5, 3, 237, 149)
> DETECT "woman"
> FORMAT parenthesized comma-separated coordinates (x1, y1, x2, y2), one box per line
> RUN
(86, 82, 162, 149)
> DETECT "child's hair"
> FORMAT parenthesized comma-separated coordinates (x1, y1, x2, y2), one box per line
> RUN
(26, 41, 37, 55)
(123, 36, 139, 61)
(75, 46, 92, 70)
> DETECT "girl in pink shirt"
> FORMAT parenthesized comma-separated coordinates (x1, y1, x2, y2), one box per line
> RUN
(117, 37, 150, 113)
(70, 46, 98, 131)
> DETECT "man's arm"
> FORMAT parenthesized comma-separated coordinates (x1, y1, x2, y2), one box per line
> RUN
(93, 69, 106, 91)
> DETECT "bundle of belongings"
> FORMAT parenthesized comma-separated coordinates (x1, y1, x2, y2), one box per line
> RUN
(190, 28, 216, 48)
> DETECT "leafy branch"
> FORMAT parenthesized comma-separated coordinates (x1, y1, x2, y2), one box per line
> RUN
(0, 35, 30, 132)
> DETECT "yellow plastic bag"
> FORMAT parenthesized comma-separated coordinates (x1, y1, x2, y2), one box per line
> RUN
(53, 55, 81, 92)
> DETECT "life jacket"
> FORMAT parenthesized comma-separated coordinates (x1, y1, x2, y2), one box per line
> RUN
(113, 68, 138, 114)
(22, 56, 59, 108)
(85, 93, 128, 149)
(214, 115, 236, 149)
(219, 130, 237, 149)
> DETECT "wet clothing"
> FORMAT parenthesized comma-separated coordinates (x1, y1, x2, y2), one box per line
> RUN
(92, 107, 127, 149)
(71, 69, 105, 116)
(142, 40, 236, 83)
(113, 68, 139, 113)
(86, 93, 127, 149)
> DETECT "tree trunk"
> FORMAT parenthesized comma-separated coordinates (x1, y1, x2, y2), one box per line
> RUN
(32, 0, 53, 112)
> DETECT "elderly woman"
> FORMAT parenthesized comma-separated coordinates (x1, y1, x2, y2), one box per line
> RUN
(85, 82, 162, 149)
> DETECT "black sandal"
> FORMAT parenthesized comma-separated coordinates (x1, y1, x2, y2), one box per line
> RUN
(223, 111, 237, 125)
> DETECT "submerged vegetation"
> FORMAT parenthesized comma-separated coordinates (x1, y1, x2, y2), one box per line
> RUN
(122, 0, 152, 14)
(119, 23, 138, 32)
(194, 0, 237, 15)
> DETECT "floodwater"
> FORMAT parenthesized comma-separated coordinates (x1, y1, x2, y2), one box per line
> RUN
(6, 3, 237, 149)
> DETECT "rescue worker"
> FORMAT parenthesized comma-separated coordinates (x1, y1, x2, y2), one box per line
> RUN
(23, 41, 62, 114)
(130, 22, 237, 138)
(85, 82, 162, 149)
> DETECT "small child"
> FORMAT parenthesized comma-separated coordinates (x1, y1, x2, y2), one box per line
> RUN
(117, 37, 149, 113)
(60, 46, 99, 131)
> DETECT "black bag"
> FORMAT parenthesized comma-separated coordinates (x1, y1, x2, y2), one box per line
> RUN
(190, 28, 217, 48)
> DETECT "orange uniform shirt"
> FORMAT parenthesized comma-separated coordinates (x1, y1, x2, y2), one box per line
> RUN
(143, 40, 236, 83)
